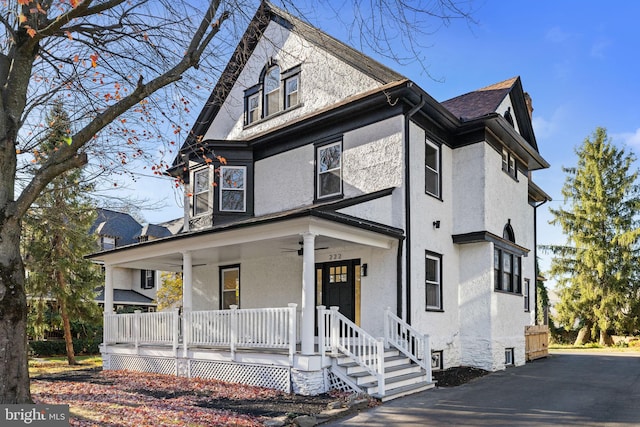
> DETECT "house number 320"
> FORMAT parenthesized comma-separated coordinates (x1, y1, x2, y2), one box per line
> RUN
(329, 254, 342, 260)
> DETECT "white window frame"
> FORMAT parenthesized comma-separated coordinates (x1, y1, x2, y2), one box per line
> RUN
(220, 265, 240, 310)
(431, 350, 443, 371)
(425, 139, 440, 198)
(425, 252, 442, 310)
(316, 141, 342, 199)
(505, 347, 514, 366)
(284, 74, 299, 109)
(247, 93, 260, 124)
(219, 166, 247, 212)
(524, 278, 530, 312)
(192, 166, 213, 217)
(502, 148, 517, 179)
(101, 236, 115, 250)
(263, 66, 281, 117)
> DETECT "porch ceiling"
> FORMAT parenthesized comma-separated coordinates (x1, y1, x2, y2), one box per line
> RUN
(90, 215, 400, 271)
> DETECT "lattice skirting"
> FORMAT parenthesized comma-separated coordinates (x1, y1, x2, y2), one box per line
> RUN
(190, 360, 291, 393)
(108, 354, 177, 376)
(327, 370, 360, 394)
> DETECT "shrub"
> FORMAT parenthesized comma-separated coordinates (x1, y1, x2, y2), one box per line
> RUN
(29, 338, 102, 357)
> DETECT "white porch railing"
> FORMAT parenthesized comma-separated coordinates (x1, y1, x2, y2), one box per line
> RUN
(384, 307, 432, 382)
(104, 309, 180, 350)
(187, 304, 297, 363)
(104, 305, 298, 364)
(318, 305, 385, 396)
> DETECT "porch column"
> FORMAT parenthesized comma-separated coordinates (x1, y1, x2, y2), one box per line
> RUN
(182, 251, 193, 312)
(104, 264, 114, 314)
(301, 232, 316, 355)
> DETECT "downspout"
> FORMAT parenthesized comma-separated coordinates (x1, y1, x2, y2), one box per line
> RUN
(403, 91, 427, 324)
(532, 198, 548, 324)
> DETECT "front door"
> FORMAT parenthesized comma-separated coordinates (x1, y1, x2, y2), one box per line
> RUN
(317, 259, 359, 323)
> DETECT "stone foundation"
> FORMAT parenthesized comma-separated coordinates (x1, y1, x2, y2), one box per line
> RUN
(291, 368, 327, 395)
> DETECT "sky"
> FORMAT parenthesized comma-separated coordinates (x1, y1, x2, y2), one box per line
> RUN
(131, 0, 640, 286)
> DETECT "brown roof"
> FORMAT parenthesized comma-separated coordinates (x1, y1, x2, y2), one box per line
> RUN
(441, 77, 518, 121)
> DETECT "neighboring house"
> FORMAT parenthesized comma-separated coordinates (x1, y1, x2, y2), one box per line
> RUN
(91, 208, 177, 312)
(90, 2, 550, 400)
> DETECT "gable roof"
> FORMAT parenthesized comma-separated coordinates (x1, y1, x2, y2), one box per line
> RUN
(136, 223, 173, 240)
(177, 1, 404, 163)
(441, 77, 518, 121)
(90, 208, 142, 246)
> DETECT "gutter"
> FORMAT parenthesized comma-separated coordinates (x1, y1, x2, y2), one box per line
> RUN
(402, 93, 427, 323)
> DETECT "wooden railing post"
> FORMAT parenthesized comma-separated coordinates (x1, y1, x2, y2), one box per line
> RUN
(288, 303, 297, 365)
(329, 306, 339, 355)
(376, 339, 385, 397)
(384, 307, 391, 348)
(230, 305, 238, 360)
(317, 306, 326, 358)
(182, 309, 190, 358)
(173, 308, 180, 355)
(134, 310, 141, 353)
(424, 334, 432, 382)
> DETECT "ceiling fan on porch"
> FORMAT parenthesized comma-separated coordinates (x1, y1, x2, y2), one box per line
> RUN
(280, 240, 329, 256)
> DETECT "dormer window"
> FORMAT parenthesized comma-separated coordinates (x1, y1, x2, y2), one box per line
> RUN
(244, 62, 301, 125)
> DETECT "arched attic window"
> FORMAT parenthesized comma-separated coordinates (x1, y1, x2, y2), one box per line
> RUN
(503, 221, 515, 243)
(504, 107, 514, 127)
(263, 64, 281, 117)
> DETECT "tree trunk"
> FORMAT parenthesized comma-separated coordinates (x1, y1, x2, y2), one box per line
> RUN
(599, 330, 614, 347)
(59, 298, 76, 365)
(0, 217, 32, 403)
(574, 326, 592, 345)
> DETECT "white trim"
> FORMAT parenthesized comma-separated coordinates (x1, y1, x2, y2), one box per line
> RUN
(316, 141, 342, 199)
(219, 166, 247, 212)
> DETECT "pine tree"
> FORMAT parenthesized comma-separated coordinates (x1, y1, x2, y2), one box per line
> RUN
(23, 101, 103, 365)
(545, 127, 640, 345)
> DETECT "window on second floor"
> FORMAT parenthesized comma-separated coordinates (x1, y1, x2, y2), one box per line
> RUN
(219, 166, 246, 212)
(426, 251, 443, 310)
(317, 141, 342, 199)
(192, 167, 212, 217)
(425, 140, 440, 198)
(502, 148, 517, 179)
(263, 65, 281, 117)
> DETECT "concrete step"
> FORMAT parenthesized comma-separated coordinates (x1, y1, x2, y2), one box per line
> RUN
(349, 363, 423, 385)
(379, 381, 436, 402)
(338, 354, 411, 375)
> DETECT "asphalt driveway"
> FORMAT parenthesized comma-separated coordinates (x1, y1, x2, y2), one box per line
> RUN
(327, 351, 640, 426)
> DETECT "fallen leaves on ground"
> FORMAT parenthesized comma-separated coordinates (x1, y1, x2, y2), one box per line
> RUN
(31, 370, 300, 426)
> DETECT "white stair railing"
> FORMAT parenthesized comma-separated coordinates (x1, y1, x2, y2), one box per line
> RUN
(318, 305, 385, 397)
(384, 307, 432, 382)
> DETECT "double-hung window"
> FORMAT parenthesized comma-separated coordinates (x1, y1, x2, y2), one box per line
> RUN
(141, 270, 155, 290)
(425, 140, 440, 198)
(502, 148, 517, 179)
(244, 63, 301, 125)
(263, 66, 281, 117)
(219, 166, 246, 212)
(317, 141, 342, 199)
(425, 251, 442, 310)
(494, 247, 522, 294)
(193, 167, 212, 216)
(220, 265, 240, 309)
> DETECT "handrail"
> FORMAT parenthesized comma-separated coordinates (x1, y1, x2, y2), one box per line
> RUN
(384, 307, 432, 382)
(318, 305, 385, 396)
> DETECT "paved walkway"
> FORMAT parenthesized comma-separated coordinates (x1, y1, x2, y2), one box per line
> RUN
(326, 351, 640, 426)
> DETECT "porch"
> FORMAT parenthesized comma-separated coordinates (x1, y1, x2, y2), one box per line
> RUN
(101, 305, 434, 399)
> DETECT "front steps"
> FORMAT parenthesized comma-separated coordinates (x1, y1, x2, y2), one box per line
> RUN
(330, 349, 435, 401)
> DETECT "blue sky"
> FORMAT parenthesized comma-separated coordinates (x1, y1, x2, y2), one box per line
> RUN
(135, 1, 640, 285)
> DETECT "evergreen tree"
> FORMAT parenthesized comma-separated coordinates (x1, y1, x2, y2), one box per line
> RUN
(545, 127, 640, 345)
(23, 101, 102, 365)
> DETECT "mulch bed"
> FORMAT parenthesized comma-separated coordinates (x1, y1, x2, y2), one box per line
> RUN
(31, 366, 489, 425)
(432, 366, 490, 387)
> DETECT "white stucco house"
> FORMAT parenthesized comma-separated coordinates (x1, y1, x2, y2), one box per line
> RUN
(90, 2, 550, 400)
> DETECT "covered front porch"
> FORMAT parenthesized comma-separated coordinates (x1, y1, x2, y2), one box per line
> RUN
(93, 209, 432, 397)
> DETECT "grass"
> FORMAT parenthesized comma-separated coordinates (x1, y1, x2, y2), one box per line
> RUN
(29, 355, 102, 377)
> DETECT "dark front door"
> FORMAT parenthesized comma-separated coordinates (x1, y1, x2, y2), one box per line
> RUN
(318, 260, 357, 322)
